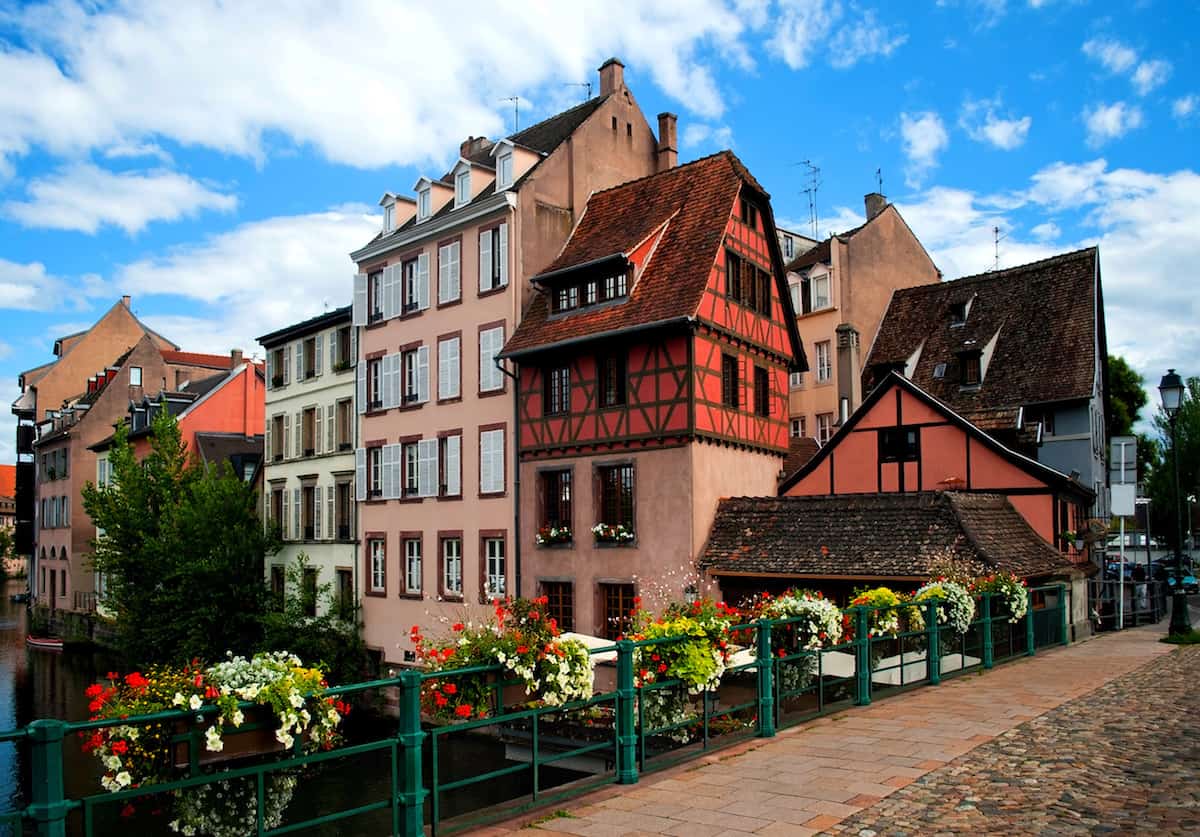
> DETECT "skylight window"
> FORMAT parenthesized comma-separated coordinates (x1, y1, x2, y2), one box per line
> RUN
(933, 362, 947, 379)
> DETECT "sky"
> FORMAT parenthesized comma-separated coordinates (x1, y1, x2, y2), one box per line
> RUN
(0, 0, 1196, 463)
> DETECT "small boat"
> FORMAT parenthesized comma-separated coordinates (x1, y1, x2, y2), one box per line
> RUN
(10, 592, 30, 603)
(26, 635, 64, 651)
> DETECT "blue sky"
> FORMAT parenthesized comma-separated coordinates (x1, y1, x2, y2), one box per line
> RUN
(1, 0, 1197, 462)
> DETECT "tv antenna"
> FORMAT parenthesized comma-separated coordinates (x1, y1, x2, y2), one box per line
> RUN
(798, 160, 821, 238)
(991, 225, 1008, 271)
(875, 167, 883, 194)
(500, 97, 520, 133)
(565, 82, 592, 101)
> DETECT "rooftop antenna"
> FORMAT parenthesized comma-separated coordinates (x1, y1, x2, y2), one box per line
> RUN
(798, 160, 821, 238)
(875, 167, 883, 194)
(500, 97, 520, 133)
(991, 225, 1008, 271)
(565, 82, 592, 101)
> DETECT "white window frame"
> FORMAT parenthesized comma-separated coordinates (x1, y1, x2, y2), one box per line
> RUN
(438, 241, 461, 304)
(811, 273, 831, 310)
(369, 539, 385, 593)
(789, 371, 804, 389)
(816, 341, 832, 383)
(383, 202, 395, 232)
(497, 152, 513, 190)
(484, 537, 506, 598)
(442, 537, 463, 597)
(417, 187, 431, 221)
(128, 366, 142, 386)
(479, 326, 505, 392)
(480, 428, 505, 495)
(405, 538, 422, 593)
(816, 413, 833, 445)
(368, 447, 382, 497)
(455, 170, 470, 207)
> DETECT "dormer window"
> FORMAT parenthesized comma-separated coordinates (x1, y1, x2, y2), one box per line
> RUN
(960, 351, 982, 387)
(417, 186, 431, 221)
(496, 152, 513, 190)
(455, 170, 470, 207)
(383, 202, 395, 232)
(549, 270, 628, 315)
(950, 301, 967, 325)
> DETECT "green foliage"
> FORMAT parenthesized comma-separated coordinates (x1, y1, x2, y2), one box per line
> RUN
(1145, 375, 1200, 549)
(1108, 355, 1148, 439)
(82, 409, 278, 666)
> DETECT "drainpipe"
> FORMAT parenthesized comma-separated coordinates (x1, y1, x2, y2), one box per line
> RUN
(495, 355, 521, 598)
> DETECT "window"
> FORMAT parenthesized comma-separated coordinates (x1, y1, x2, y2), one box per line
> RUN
(541, 469, 572, 531)
(600, 582, 636, 640)
(790, 417, 807, 438)
(400, 439, 437, 499)
(739, 196, 758, 228)
(336, 482, 353, 540)
(598, 353, 626, 408)
(725, 250, 742, 300)
(810, 273, 830, 310)
(480, 428, 505, 494)
(960, 352, 982, 386)
(383, 202, 395, 232)
(950, 302, 968, 325)
(484, 537, 506, 598)
(336, 569, 353, 617)
(440, 434, 461, 496)
(302, 407, 316, 456)
(932, 363, 947, 379)
(368, 538, 385, 593)
(789, 280, 801, 312)
(271, 566, 286, 608)
(301, 484, 316, 539)
(479, 224, 508, 292)
(438, 241, 461, 304)
(302, 337, 317, 379)
(496, 152, 513, 189)
(544, 367, 570, 416)
(782, 235, 794, 259)
(553, 284, 579, 313)
(441, 537, 463, 598)
(789, 371, 804, 389)
(542, 581, 574, 632)
(879, 427, 919, 462)
(479, 326, 505, 392)
(756, 268, 772, 316)
(270, 487, 285, 534)
(302, 567, 318, 617)
(437, 336, 460, 400)
(368, 447, 382, 498)
(598, 463, 634, 531)
(455, 170, 470, 207)
(816, 413, 833, 445)
(402, 346, 429, 404)
(336, 399, 353, 449)
(270, 347, 286, 388)
(721, 354, 739, 409)
(815, 341, 832, 383)
(553, 274, 625, 312)
(369, 271, 384, 322)
(753, 366, 770, 417)
(602, 272, 627, 301)
(403, 442, 419, 497)
(129, 366, 142, 386)
(404, 538, 422, 594)
(402, 258, 420, 313)
(417, 187, 431, 221)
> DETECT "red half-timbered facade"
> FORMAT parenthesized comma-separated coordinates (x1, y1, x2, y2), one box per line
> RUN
(503, 151, 806, 637)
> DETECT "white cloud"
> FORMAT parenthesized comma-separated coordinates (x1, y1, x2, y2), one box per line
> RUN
(0, 379, 19, 465)
(959, 96, 1032, 150)
(114, 206, 380, 350)
(103, 141, 173, 164)
(1083, 102, 1143, 147)
(1030, 221, 1060, 241)
(1173, 95, 1198, 119)
(1131, 59, 1171, 95)
(1082, 37, 1138, 74)
(0, 340, 11, 361)
(0, 0, 768, 177)
(2, 163, 236, 234)
(768, 1, 904, 70)
(0, 258, 106, 311)
(681, 122, 734, 149)
(898, 111, 949, 187)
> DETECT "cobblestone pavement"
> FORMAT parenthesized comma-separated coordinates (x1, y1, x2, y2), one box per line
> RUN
(827, 645, 1200, 836)
(482, 625, 1175, 836)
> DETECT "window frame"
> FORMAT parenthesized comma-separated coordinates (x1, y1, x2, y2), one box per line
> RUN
(366, 536, 386, 595)
(541, 580, 575, 632)
(402, 535, 423, 596)
(454, 170, 470, 207)
(816, 413, 833, 445)
(439, 534, 464, 599)
(478, 323, 506, 394)
(481, 533, 507, 599)
(128, 366, 142, 387)
(599, 582, 637, 640)
(815, 340, 832, 383)
(597, 352, 626, 408)
(753, 365, 770, 417)
(721, 353, 739, 409)
(878, 426, 920, 463)
(596, 463, 635, 532)
(540, 468, 573, 533)
(479, 425, 506, 496)
(543, 366, 570, 416)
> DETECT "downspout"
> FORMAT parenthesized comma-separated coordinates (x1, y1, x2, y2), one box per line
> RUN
(495, 355, 521, 597)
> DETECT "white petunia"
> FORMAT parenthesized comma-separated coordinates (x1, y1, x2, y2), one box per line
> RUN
(204, 726, 224, 753)
(115, 771, 132, 788)
(188, 694, 202, 711)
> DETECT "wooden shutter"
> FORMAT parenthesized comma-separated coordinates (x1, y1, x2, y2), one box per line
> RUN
(438, 337, 460, 400)
(444, 435, 461, 496)
(479, 229, 492, 292)
(326, 404, 335, 451)
(292, 488, 301, 539)
(295, 342, 303, 381)
(355, 448, 366, 501)
(314, 334, 323, 376)
(498, 223, 508, 287)
(417, 253, 430, 310)
(266, 351, 274, 390)
(381, 265, 397, 319)
(386, 353, 402, 409)
(356, 364, 367, 414)
(282, 413, 291, 459)
(416, 346, 429, 402)
(313, 485, 322, 540)
(352, 273, 368, 326)
(314, 406, 323, 455)
(326, 485, 335, 541)
(329, 331, 337, 371)
(294, 411, 303, 457)
(418, 438, 437, 497)
(264, 419, 272, 464)
(384, 443, 402, 500)
(283, 346, 291, 385)
(282, 487, 290, 536)
(349, 325, 358, 368)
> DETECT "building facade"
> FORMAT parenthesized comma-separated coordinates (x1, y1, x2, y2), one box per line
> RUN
(258, 308, 358, 618)
(502, 151, 807, 638)
(784, 194, 939, 448)
(349, 58, 671, 663)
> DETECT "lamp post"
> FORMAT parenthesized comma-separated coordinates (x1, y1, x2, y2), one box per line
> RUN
(1159, 369, 1191, 635)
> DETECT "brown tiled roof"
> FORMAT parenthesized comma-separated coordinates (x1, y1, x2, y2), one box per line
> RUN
(958, 405, 1021, 431)
(782, 437, 820, 480)
(699, 492, 1077, 580)
(866, 247, 1100, 410)
(504, 151, 784, 357)
(161, 350, 235, 369)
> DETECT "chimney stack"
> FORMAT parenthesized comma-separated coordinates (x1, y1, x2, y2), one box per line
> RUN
(459, 136, 493, 159)
(864, 192, 887, 221)
(657, 112, 678, 171)
(121, 295, 131, 308)
(598, 57, 625, 97)
(230, 348, 244, 368)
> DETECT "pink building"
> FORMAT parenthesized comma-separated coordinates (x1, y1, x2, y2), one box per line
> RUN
(349, 59, 674, 664)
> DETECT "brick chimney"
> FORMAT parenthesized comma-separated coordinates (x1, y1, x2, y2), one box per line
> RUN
(121, 295, 131, 308)
(459, 136, 493, 159)
(598, 57, 625, 96)
(230, 348, 244, 367)
(864, 192, 887, 221)
(657, 112, 678, 171)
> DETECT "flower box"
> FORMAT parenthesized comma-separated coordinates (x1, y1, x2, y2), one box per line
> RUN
(592, 523, 635, 545)
(172, 706, 292, 768)
(535, 525, 573, 547)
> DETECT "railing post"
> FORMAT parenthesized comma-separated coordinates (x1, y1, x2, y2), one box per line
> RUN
(854, 607, 871, 706)
(397, 671, 427, 837)
(27, 719, 69, 837)
(755, 619, 776, 738)
(1025, 588, 1036, 656)
(981, 592, 994, 669)
(926, 598, 941, 685)
(615, 639, 639, 785)
(1059, 582, 1070, 646)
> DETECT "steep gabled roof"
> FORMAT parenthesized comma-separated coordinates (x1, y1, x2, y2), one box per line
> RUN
(866, 247, 1100, 411)
(160, 350, 236, 369)
(699, 491, 1078, 580)
(503, 151, 803, 364)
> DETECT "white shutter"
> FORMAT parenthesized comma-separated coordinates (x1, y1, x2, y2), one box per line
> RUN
(266, 352, 274, 390)
(326, 485, 335, 541)
(418, 439, 437, 497)
(480, 428, 504, 494)
(479, 327, 503, 392)
(356, 364, 367, 414)
(283, 413, 291, 460)
(350, 325, 358, 368)
(353, 273, 368, 326)
(329, 331, 337, 371)
(283, 346, 291, 385)
(388, 264, 402, 318)
(438, 337, 460, 400)
(326, 404, 336, 451)
(386, 353, 402, 408)
(314, 406, 323, 455)
(498, 222, 508, 287)
(294, 411, 303, 457)
(417, 346, 429, 403)
(479, 229, 492, 293)
(295, 342, 303, 381)
(439, 242, 459, 304)
(384, 443, 402, 500)
(444, 435, 461, 496)
(313, 485, 322, 540)
(292, 488, 301, 540)
(314, 334, 323, 376)
(417, 253, 430, 310)
(282, 486, 290, 536)
(264, 419, 272, 464)
(480, 431, 493, 494)
(380, 265, 393, 319)
(355, 448, 367, 501)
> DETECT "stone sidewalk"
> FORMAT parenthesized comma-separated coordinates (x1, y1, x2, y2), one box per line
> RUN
(481, 625, 1174, 836)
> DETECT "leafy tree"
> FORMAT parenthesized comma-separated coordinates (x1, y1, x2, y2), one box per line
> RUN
(1144, 375, 1200, 551)
(1108, 355, 1148, 439)
(83, 409, 278, 665)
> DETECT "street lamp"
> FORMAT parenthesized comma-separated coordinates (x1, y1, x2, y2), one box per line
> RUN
(1159, 369, 1191, 635)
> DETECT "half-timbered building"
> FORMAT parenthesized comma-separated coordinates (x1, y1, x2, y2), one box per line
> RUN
(502, 151, 807, 638)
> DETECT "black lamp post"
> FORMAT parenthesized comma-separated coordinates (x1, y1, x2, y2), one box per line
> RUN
(1160, 368, 1191, 635)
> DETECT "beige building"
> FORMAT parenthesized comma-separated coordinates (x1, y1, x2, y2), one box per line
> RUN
(784, 193, 939, 448)
(349, 58, 673, 664)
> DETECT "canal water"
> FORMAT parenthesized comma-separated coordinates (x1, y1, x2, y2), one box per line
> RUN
(1, 579, 584, 835)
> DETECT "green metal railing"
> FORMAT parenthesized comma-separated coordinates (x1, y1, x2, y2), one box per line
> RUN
(2, 584, 1069, 836)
